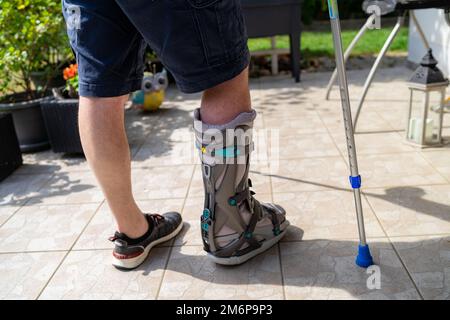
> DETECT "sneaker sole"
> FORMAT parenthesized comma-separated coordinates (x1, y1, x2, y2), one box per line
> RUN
(207, 220, 290, 266)
(112, 222, 183, 270)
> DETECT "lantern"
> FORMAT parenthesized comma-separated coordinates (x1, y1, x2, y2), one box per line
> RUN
(406, 49, 449, 147)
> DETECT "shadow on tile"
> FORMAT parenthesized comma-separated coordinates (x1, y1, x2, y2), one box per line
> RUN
(145, 225, 429, 300)
(126, 224, 439, 299)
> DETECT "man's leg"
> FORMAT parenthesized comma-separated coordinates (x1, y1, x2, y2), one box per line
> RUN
(62, 0, 182, 270)
(78, 95, 148, 239)
(200, 67, 251, 125)
(194, 68, 289, 266)
(78, 95, 182, 270)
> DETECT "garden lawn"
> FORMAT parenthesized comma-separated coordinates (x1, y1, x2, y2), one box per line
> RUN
(248, 27, 409, 59)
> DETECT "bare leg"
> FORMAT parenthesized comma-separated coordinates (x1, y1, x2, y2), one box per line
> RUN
(200, 67, 251, 124)
(78, 95, 148, 238)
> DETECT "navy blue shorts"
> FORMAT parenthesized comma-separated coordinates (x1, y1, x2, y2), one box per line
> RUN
(62, 0, 250, 97)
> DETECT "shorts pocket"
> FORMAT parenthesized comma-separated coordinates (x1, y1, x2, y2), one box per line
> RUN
(189, 0, 246, 67)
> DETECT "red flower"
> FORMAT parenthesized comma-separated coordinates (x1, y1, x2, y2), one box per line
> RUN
(63, 64, 78, 80)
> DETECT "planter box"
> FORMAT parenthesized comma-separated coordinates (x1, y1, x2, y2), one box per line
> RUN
(0, 93, 51, 153)
(242, 0, 303, 81)
(41, 98, 83, 154)
(0, 113, 23, 181)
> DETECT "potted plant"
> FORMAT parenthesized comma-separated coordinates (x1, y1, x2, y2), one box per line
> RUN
(0, 113, 23, 181)
(41, 64, 83, 154)
(0, 0, 72, 152)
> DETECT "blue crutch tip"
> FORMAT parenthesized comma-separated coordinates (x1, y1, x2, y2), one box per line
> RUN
(355, 244, 374, 268)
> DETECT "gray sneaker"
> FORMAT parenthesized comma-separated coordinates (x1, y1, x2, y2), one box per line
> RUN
(109, 213, 183, 270)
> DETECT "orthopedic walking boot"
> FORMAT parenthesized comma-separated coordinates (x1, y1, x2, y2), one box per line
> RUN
(194, 109, 289, 265)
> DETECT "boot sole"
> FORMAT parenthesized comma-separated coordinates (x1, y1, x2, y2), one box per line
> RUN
(112, 222, 183, 270)
(207, 220, 290, 266)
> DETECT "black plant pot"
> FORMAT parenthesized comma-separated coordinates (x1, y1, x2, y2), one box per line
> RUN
(0, 93, 51, 153)
(0, 113, 23, 181)
(41, 98, 83, 154)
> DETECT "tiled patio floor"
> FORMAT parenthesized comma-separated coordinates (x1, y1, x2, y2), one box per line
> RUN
(1, 67, 450, 300)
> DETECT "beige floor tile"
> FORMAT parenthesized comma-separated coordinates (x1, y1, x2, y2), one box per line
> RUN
(365, 185, 450, 237)
(0, 252, 66, 300)
(125, 109, 160, 138)
(376, 109, 407, 131)
(330, 131, 415, 155)
(420, 150, 450, 182)
(271, 157, 349, 193)
(133, 140, 198, 167)
(319, 110, 394, 133)
(39, 248, 169, 300)
(132, 166, 194, 200)
(274, 191, 384, 241)
(0, 206, 20, 226)
(391, 235, 450, 300)
(257, 103, 318, 119)
(281, 239, 420, 300)
(272, 133, 340, 159)
(158, 245, 283, 300)
(132, 128, 199, 167)
(175, 196, 205, 247)
(0, 174, 52, 206)
(175, 193, 273, 247)
(358, 153, 447, 188)
(0, 203, 100, 252)
(74, 199, 184, 250)
(29, 171, 104, 205)
(264, 113, 327, 134)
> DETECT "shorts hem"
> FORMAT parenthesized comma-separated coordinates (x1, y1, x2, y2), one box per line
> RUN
(78, 78, 143, 98)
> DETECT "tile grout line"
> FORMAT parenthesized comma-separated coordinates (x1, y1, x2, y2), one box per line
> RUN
(387, 241, 425, 300)
(260, 110, 286, 300)
(312, 102, 352, 172)
(129, 122, 163, 161)
(0, 202, 26, 229)
(416, 151, 450, 184)
(155, 164, 196, 300)
(34, 199, 105, 300)
(277, 242, 287, 300)
(0, 171, 57, 229)
(362, 193, 425, 300)
(18, 196, 191, 208)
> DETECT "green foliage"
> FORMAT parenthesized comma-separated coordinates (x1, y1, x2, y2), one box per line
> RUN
(248, 27, 409, 57)
(0, 0, 72, 99)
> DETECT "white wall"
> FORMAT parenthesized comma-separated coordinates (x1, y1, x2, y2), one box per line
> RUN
(408, 9, 450, 77)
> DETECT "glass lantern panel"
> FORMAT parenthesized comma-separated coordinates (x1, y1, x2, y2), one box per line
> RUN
(407, 90, 443, 145)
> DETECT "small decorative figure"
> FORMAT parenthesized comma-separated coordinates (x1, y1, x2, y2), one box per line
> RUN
(132, 68, 168, 112)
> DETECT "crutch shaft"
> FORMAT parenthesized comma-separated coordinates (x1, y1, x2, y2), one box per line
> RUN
(328, 0, 373, 267)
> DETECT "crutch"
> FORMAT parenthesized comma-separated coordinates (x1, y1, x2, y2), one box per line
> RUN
(327, 0, 374, 268)
(325, 14, 377, 100)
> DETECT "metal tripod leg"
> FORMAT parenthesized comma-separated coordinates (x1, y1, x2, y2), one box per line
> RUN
(352, 11, 431, 130)
(325, 14, 377, 100)
(353, 14, 405, 130)
(327, 0, 373, 268)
